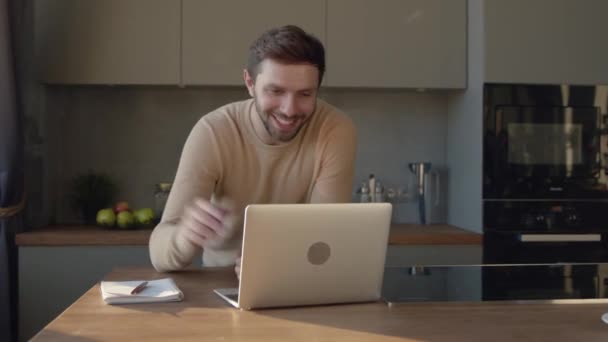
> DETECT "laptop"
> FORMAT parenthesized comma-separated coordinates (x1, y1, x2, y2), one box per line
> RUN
(214, 202, 392, 310)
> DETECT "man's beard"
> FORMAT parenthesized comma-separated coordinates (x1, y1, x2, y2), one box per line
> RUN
(253, 99, 314, 143)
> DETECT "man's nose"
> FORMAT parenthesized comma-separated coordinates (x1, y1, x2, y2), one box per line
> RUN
(279, 95, 298, 117)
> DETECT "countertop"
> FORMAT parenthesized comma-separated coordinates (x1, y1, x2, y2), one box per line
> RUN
(31, 267, 608, 341)
(15, 223, 481, 246)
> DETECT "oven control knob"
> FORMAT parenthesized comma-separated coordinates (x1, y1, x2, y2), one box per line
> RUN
(565, 212, 580, 226)
(535, 214, 546, 226)
(522, 213, 536, 228)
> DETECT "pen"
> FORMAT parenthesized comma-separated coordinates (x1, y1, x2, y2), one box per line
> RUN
(130, 281, 148, 295)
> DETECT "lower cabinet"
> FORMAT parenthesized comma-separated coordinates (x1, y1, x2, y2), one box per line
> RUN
(19, 246, 152, 341)
(385, 245, 482, 267)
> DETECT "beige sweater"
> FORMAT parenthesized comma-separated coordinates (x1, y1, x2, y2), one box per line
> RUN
(149, 98, 357, 271)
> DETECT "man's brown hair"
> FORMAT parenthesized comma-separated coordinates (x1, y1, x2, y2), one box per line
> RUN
(247, 25, 325, 86)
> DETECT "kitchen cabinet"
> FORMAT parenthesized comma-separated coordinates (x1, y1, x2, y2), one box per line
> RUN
(35, 0, 180, 84)
(325, 0, 466, 88)
(35, 0, 466, 88)
(181, 0, 326, 85)
(484, 0, 608, 85)
(385, 245, 482, 267)
(17, 246, 186, 341)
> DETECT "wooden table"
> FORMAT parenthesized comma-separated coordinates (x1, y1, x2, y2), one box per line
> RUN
(32, 267, 608, 341)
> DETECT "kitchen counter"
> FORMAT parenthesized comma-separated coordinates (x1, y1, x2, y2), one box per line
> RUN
(30, 267, 608, 341)
(15, 223, 481, 246)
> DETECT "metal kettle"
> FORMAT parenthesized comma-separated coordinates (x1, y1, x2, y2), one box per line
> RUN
(408, 162, 441, 225)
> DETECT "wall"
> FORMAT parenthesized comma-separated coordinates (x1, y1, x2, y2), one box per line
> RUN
(445, 0, 484, 233)
(43, 86, 450, 225)
(40, 86, 447, 223)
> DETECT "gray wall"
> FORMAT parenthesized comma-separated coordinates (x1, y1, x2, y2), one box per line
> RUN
(14, 0, 461, 230)
(445, 0, 484, 233)
(43, 86, 451, 225)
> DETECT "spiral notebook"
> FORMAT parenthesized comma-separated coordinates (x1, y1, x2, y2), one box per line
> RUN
(100, 278, 183, 305)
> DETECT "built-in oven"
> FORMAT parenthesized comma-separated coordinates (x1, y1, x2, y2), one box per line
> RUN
(483, 84, 608, 265)
(482, 263, 607, 301)
(484, 200, 608, 264)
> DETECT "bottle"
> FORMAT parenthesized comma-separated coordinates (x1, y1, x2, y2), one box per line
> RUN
(374, 181, 385, 202)
(368, 174, 376, 202)
(358, 182, 370, 203)
(154, 183, 172, 221)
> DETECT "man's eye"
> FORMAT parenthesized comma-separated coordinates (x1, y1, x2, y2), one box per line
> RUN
(268, 89, 283, 95)
(300, 92, 312, 97)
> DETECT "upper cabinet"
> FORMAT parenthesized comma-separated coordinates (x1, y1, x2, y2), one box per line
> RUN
(181, 0, 326, 85)
(34, 0, 466, 88)
(485, 0, 608, 85)
(35, 0, 180, 84)
(325, 0, 466, 88)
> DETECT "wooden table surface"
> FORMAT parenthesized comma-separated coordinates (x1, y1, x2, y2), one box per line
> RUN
(32, 267, 608, 341)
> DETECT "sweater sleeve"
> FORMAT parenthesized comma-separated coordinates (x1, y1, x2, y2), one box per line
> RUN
(310, 113, 358, 203)
(149, 117, 221, 271)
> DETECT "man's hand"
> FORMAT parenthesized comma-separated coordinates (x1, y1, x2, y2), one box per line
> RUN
(179, 198, 235, 249)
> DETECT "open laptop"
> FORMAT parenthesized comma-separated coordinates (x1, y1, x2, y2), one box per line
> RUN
(214, 202, 392, 310)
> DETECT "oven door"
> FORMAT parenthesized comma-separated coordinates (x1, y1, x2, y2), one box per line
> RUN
(483, 231, 608, 264)
(484, 105, 602, 199)
(482, 264, 602, 301)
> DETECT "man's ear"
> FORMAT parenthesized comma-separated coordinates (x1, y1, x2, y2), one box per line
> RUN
(243, 69, 255, 97)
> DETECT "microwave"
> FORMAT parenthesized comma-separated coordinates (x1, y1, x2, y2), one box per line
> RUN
(483, 84, 608, 200)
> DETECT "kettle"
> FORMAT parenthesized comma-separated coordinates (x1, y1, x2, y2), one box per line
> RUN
(408, 162, 442, 225)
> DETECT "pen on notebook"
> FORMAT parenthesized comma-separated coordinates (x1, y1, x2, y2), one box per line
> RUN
(130, 281, 148, 295)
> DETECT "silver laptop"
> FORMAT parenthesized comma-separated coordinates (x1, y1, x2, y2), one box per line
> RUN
(214, 203, 392, 310)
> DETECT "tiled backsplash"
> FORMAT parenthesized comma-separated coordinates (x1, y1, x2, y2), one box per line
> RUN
(40, 86, 448, 225)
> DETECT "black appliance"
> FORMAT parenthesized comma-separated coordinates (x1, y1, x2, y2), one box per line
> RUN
(382, 263, 608, 303)
(483, 84, 608, 265)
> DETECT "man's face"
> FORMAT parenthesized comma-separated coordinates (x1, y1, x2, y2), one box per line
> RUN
(244, 59, 319, 144)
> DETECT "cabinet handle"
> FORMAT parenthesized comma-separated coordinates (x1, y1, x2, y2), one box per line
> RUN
(519, 234, 601, 242)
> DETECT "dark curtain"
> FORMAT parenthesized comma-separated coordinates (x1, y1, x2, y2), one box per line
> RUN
(1, 0, 24, 340)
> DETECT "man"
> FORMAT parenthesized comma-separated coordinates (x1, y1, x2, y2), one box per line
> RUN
(149, 25, 357, 275)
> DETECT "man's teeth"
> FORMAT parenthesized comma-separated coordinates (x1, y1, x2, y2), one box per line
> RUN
(275, 116, 295, 125)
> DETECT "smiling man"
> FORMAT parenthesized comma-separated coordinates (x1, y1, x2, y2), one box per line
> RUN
(149, 25, 357, 273)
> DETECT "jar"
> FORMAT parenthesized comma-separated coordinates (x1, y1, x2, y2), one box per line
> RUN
(154, 183, 172, 221)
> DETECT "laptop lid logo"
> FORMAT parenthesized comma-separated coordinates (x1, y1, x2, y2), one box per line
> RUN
(307, 242, 331, 265)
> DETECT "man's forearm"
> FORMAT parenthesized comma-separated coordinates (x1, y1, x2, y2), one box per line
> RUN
(149, 221, 201, 272)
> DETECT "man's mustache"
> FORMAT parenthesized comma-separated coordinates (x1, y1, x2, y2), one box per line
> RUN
(271, 112, 306, 121)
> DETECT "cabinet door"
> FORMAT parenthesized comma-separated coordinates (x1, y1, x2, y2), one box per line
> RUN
(385, 245, 482, 267)
(326, 0, 466, 88)
(19, 246, 154, 341)
(485, 0, 608, 85)
(182, 0, 326, 86)
(35, 0, 180, 84)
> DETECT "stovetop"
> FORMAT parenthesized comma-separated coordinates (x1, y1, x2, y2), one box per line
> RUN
(382, 263, 608, 304)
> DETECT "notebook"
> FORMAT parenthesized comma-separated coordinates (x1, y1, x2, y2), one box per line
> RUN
(100, 278, 183, 305)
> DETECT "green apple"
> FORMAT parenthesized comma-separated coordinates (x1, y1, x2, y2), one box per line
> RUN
(134, 208, 155, 226)
(96, 208, 116, 227)
(116, 211, 135, 229)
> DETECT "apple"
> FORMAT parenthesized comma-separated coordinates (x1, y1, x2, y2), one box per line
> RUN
(116, 211, 135, 229)
(133, 208, 155, 226)
(114, 201, 130, 214)
(96, 208, 116, 227)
